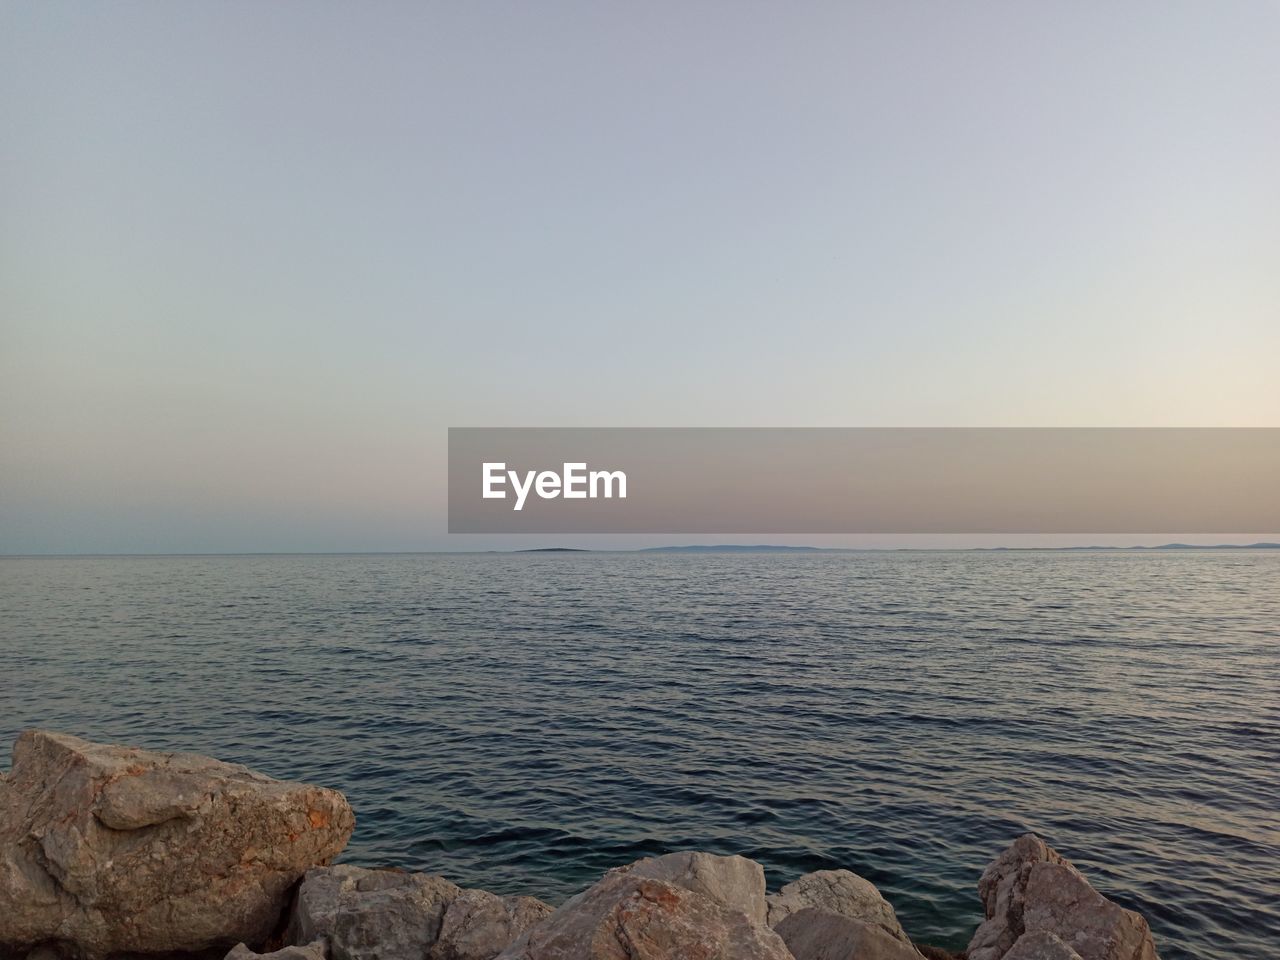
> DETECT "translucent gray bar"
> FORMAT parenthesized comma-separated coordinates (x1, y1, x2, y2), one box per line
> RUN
(448, 428, 1279, 533)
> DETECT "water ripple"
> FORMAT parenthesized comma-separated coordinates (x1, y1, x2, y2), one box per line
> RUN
(1, 551, 1277, 958)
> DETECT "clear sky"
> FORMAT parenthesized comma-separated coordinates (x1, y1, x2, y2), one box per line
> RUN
(2, 2, 1277, 553)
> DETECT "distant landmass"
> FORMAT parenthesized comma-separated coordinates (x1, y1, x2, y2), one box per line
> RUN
(514, 543, 1280, 553)
(982, 542, 1280, 551)
(639, 544, 823, 553)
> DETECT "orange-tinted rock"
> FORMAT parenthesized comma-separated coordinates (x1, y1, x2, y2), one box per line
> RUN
(0, 730, 354, 958)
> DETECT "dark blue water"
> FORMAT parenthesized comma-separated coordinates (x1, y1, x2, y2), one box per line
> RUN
(2, 552, 1277, 958)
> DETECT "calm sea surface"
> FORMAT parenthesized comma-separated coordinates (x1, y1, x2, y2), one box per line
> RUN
(1, 552, 1277, 957)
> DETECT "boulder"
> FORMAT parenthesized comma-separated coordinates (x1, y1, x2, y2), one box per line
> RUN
(966, 835, 1158, 960)
(434, 888, 555, 960)
(766, 868, 914, 946)
(0, 730, 354, 959)
(1003, 932, 1083, 960)
(227, 942, 330, 960)
(287, 865, 552, 960)
(775, 907, 925, 960)
(623, 852, 768, 926)
(287, 865, 460, 960)
(496, 854, 792, 960)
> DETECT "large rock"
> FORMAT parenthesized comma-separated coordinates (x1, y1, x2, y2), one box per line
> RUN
(966, 835, 1158, 960)
(775, 908, 924, 960)
(623, 852, 768, 926)
(287, 865, 553, 960)
(287, 866, 461, 960)
(766, 868, 914, 946)
(227, 942, 330, 960)
(435, 888, 555, 960)
(497, 853, 791, 960)
(1003, 931, 1084, 960)
(0, 730, 354, 959)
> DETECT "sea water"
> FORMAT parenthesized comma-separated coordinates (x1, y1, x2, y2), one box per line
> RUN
(2, 550, 1276, 958)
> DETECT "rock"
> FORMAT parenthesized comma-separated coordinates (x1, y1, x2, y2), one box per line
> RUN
(1019, 864, 1157, 960)
(287, 865, 461, 960)
(0, 730, 354, 959)
(967, 835, 1065, 960)
(766, 868, 913, 945)
(622, 851, 768, 926)
(435, 888, 555, 960)
(286, 864, 552, 960)
(966, 835, 1159, 960)
(1003, 931, 1083, 960)
(496, 855, 792, 960)
(914, 947, 966, 960)
(776, 907, 926, 960)
(227, 941, 330, 960)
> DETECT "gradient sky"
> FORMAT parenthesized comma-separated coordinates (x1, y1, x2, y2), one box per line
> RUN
(2, 2, 1277, 553)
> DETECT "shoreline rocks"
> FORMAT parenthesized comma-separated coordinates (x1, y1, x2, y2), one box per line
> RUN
(496, 853, 791, 960)
(0, 731, 353, 960)
(0, 733, 1162, 960)
(286, 864, 553, 960)
(765, 868, 916, 947)
(966, 834, 1158, 960)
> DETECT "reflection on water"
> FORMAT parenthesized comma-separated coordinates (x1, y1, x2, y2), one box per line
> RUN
(2, 551, 1277, 957)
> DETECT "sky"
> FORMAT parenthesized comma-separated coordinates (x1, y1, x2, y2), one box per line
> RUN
(1, 2, 1277, 554)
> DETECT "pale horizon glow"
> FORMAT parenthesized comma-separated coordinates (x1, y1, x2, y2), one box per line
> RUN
(2, 3, 1278, 554)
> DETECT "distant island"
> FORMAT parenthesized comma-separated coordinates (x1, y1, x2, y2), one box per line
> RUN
(983, 542, 1280, 551)
(513, 543, 1280, 553)
(640, 544, 823, 553)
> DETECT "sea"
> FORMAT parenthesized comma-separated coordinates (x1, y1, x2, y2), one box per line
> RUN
(1, 551, 1276, 958)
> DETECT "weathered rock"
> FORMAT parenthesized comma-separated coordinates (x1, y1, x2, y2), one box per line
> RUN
(286, 865, 552, 960)
(776, 907, 925, 960)
(287, 865, 461, 960)
(0, 730, 354, 959)
(227, 941, 330, 960)
(434, 889, 555, 960)
(1003, 931, 1083, 960)
(497, 856, 792, 960)
(766, 868, 913, 946)
(966, 835, 1158, 960)
(969, 834, 1068, 960)
(623, 851, 768, 926)
(914, 946, 966, 960)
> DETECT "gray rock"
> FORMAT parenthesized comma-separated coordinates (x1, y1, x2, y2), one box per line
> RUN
(775, 907, 925, 960)
(497, 860, 792, 960)
(0, 730, 354, 959)
(434, 889, 555, 960)
(287, 865, 461, 960)
(286, 865, 552, 960)
(1003, 931, 1084, 960)
(227, 941, 330, 960)
(968, 835, 1068, 960)
(622, 851, 768, 926)
(766, 868, 913, 945)
(966, 835, 1159, 960)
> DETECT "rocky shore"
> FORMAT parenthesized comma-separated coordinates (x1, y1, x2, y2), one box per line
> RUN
(1, 732, 1159, 960)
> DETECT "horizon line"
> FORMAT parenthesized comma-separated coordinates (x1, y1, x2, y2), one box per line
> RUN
(4, 541, 1280, 559)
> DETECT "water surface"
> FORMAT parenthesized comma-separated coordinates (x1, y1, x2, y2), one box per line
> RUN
(2, 551, 1277, 958)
